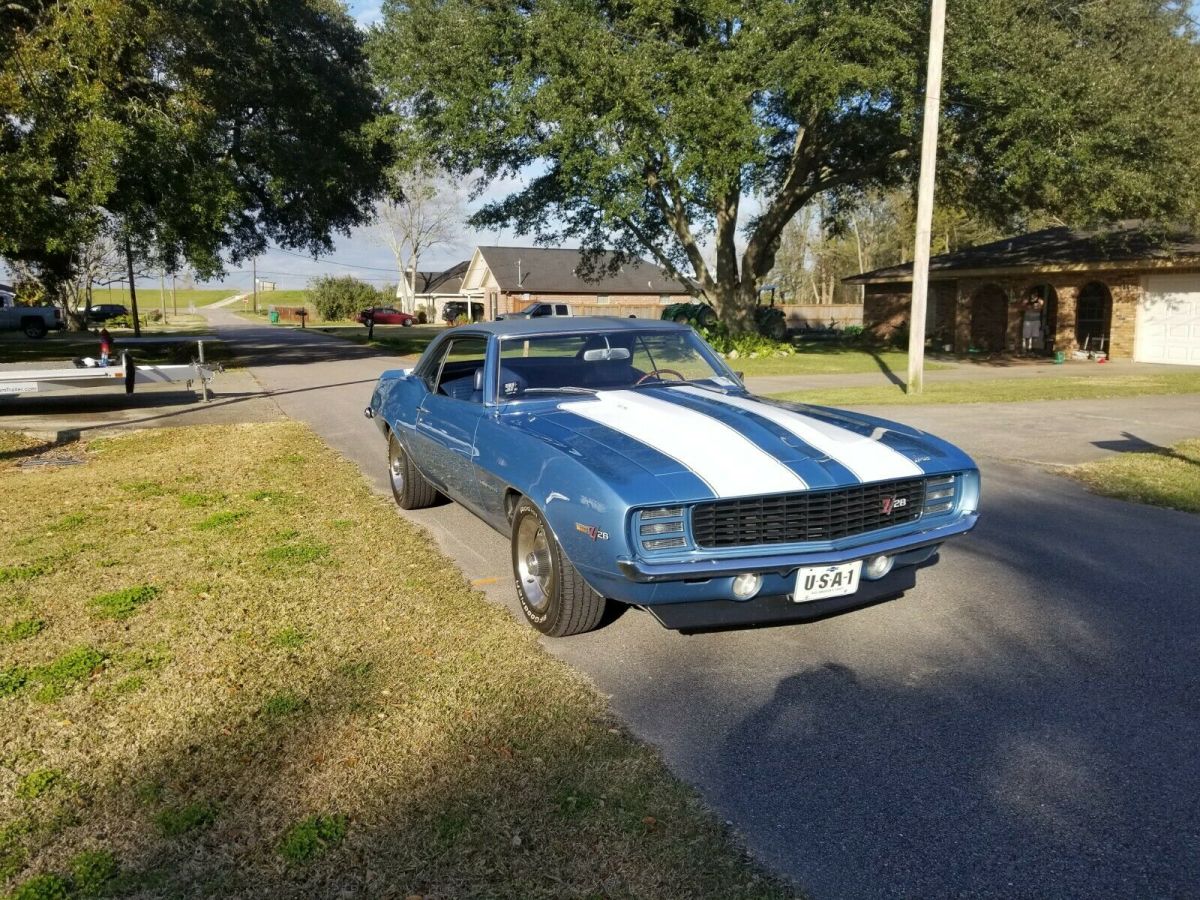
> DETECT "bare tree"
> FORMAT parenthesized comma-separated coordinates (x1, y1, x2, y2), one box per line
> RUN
(373, 168, 466, 312)
(64, 227, 128, 328)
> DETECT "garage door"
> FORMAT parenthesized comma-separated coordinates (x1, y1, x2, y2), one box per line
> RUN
(1135, 274, 1200, 366)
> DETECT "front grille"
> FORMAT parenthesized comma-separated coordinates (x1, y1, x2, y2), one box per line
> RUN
(691, 478, 928, 548)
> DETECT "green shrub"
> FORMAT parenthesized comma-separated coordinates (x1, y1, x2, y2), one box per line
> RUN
(278, 813, 348, 863)
(0, 665, 29, 697)
(308, 276, 381, 322)
(699, 324, 794, 360)
(841, 324, 865, 340)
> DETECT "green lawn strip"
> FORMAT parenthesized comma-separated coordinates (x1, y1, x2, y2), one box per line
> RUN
(71, 289, 241, 308)
(0, 422, 792, 899)
(732, 345, 948, 377)
(767, 371, 1200, 406)
(0, 332, 230, 365)
(1069, 438, 1200, 514)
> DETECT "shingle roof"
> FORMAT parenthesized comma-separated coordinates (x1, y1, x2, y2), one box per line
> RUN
(476, 246, 691, 295)
(413, 260, 468, 294)
(846, 223, 1200, 284)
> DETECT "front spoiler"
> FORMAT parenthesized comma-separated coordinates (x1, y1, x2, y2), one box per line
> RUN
(617, 514, 977, 583)
(647, 565, 918, 632)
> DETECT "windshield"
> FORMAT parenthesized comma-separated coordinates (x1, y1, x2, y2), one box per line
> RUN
(495, 329, 738, 400)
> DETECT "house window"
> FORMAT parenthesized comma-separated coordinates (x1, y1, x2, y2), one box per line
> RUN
(659, 295, 673, 305)
(596, 294, 611, 305)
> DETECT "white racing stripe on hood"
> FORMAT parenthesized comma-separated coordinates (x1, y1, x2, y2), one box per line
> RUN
(675, 386, 923, 483)
(559, 390, 806, 497)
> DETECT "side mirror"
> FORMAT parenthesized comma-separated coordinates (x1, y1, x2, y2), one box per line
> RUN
(734, 371, 745, 380)
(473, 368, 484, 391)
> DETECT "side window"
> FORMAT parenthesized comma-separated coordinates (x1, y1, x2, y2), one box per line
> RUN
(432, 337, 488, 402)
(531, 304, 550, 317)
(555, 304, 569, 316)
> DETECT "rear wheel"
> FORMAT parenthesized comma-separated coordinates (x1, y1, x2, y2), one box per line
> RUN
(22, 318, 47, 339)
(387, 431, 438, 509)
(511, 499, 606, 636)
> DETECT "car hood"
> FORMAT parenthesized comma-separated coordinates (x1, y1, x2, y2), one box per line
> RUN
(510, 385, 974, 503)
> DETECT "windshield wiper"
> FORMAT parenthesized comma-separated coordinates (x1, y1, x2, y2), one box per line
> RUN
(518, 386, 598, 396)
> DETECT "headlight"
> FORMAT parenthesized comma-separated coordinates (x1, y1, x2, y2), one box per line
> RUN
(731, 572, 762, 601)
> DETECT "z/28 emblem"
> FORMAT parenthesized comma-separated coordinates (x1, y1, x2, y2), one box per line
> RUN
(881, 496, 907, 515)
(575, 523, 609, 541)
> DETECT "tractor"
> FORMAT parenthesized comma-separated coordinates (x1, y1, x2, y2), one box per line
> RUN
(661, 287, 788, 341)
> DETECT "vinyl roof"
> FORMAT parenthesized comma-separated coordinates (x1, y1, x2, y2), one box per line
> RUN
(846, 223, 1200, 284)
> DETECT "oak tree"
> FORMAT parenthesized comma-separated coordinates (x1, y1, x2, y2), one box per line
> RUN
(370, 0, 1200, 330)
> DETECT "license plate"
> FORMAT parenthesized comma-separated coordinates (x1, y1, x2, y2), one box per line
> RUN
(794, 560, 863, 603)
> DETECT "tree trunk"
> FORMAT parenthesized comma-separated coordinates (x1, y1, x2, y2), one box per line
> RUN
(125, 234, 142, 337)
(713, 277, 758, 333)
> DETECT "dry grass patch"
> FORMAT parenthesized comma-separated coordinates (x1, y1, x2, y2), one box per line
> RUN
(0, 424, 792, 899)
(1070, 438, 1200, 514)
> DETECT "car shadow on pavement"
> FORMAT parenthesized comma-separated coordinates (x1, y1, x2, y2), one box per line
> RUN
(610, 470, 1199, 898)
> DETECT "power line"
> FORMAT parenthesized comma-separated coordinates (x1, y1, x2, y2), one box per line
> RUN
(268, 246, 402, 273)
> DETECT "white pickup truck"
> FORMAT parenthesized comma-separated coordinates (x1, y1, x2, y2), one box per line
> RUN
(0, 292, 64, 338)
(497, 301, 573, 320)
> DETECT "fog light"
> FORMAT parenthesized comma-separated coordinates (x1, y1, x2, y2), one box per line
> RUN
(863, 555, 894, 580)
(731, 572, 762, 601)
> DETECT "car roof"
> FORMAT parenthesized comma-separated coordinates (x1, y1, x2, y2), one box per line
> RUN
(466, 316, 691, 337)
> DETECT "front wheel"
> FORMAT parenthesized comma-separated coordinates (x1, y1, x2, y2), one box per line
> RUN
(387, 431, 439, 509)
(764, 316, 787, 341)
(511, 499, 606, 636)
(22, 319, 48, 339)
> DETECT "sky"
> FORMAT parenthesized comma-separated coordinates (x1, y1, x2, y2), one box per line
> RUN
(7, 1, 1200, 294)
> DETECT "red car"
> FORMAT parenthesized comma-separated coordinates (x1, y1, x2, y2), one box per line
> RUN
(357, 307, 415, 326)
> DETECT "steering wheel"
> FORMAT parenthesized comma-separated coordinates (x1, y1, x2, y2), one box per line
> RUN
(634, 368, 687, 386)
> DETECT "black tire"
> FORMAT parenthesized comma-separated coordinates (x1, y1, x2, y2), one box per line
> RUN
(402, 319, 414, 327)
(765, 315, 787, 341)
(697, 306, 718, 328)
(511, 498, 606, 636)
(21, 318, 48, 339)
(387, 430, 439, 509)
(672, 313, 690, 325)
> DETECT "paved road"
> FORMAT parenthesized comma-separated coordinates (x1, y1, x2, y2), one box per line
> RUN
(201, 310, 1200, 898)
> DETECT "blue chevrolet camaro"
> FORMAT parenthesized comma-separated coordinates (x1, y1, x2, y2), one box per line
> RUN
(366, 318, 979, 635)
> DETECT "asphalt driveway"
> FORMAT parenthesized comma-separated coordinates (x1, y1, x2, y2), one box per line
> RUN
(197, 310, 1200, 898)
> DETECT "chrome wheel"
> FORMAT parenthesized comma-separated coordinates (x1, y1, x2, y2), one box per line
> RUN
(388, 441, 406, 494)
(515, 513, 554, 614)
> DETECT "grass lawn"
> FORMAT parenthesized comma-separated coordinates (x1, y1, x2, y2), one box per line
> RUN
(0, 324, 228, 367)
(767, 371, 1200, 407)
(730, 344, 947, 378)
(1070, 439, 1200, 514)
(0, 423, 790, 899)
(86, 289, 242, 309)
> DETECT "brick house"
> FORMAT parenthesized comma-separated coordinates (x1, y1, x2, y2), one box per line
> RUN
(397, 260, 469, 315)
(846, 224, 1200, 365)
(456, 246, 693, 320)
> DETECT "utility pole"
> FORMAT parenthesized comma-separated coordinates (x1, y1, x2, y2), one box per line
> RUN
(171, 273, 177, 316)
(159, 270, 167, 324)
(252, 257, 258, 313)
(906, 0, 947, 395)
